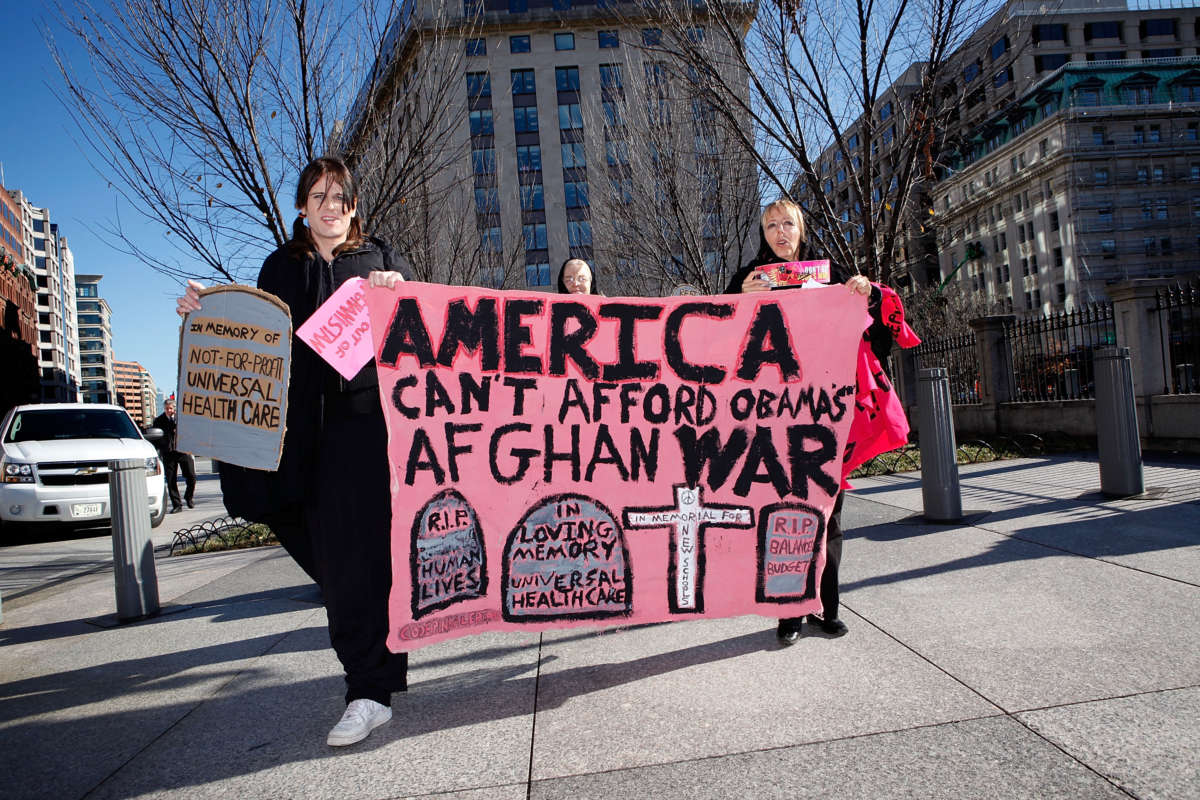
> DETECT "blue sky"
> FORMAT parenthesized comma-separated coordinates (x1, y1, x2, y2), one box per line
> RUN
(1, 7, 197, 398)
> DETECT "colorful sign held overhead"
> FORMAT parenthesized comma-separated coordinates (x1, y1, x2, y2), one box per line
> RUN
(366, 284, 869, 650)
(176, 285, 291, 470)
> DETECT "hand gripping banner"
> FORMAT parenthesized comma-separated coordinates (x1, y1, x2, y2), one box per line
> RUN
(366, 284, 867, 650)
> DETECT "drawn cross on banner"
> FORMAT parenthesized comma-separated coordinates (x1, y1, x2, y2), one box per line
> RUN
(624, 485, 754, 614)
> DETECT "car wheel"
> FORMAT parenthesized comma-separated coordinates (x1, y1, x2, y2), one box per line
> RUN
(150, 487, 167, 529)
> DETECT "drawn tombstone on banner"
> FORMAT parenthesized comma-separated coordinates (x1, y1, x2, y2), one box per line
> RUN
(502, 494, 632, 621)
(411, 489, 488, 618)
(176, 286, 291, 470)
(756, 502, 825, 604)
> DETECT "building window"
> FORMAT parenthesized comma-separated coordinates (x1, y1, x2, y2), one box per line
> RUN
(686, 26, 704, 42)
(1050, 212, 1059, 232)
(1053, 247, 1064, 268)
(1035, 53, 1069, 72)
(466, 38, 486, 57)
(1153, 165, 1165, 182)
(1144, 48, 1180, 59)
(1144, 236, 1158, 256)
(602, 100, 624, 127)
(511, 68, 536, 94)
(516, 144, 542, 171)
(1093, 167, 1109, 185)
(480, 226, 503, 254)
(558, 103, 583, 129)
(519, 183, 544, 211)
(525, 262, 550, 286)
(1123, 81, 1155, 105)
(1092, 126, 1106, 145)
(1084, 21, 1121, 41)
(1150, 124, 1161, 142)
(509, 0, 527, 12)
(599, 63, 623, 89)
(568, 220, 592, 247)
(879, 101, 892, 121)
(1140, 19, 1177, 38)
(466, 72, 491, 99)
(989, 36, 1009, 61)
(1133, 125, 1145, 144)
(472, 148, 496, 175)
(1177, 83, 1200, 102)
(474, 187, 499, 213)
(1098, 205, 1113, 225)
(555, 66, 580, 91)
(553, 0, 571, 8)
(1034, 23, 1067, 43)
(469, 109, 494, 136)
(1101, 239, 1116, 257)
(561, 142, 586, 168)
(598, 30, 619, 49)
(554, 32, 575, 51)
(1156, 198, 1168, 220)
(510, 35, 531, 53)
(564, 180, 590, 208)
(963, 61, 981, 83)
(513, 106, 539, 133)
(605, 139, 629, 166)
(642, 28, 662, 46)
(523, 223, 548, 250)
(1189, 123, 1199, 141)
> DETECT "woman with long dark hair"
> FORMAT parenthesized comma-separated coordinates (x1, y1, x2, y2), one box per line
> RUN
(178, 156, 409, 746)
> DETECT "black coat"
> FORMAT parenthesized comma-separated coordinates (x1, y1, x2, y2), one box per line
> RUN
(724, 234, 895, 373)
(151, 412, 178, 454)
(220, 236, 408, 519)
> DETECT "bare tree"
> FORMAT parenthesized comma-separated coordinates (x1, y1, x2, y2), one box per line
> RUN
(48, 0, 477, 284)
(626, 0, 1004, 286)
(583, 43, 761, 295)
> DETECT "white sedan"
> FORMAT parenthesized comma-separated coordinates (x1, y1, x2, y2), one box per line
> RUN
(0, 403, 167, 535)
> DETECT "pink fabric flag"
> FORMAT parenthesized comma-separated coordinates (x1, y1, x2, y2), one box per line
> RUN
(366, 283, 867, 650)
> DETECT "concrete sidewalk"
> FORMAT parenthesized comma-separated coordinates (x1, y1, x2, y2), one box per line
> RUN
(1, 455, 1197, 799)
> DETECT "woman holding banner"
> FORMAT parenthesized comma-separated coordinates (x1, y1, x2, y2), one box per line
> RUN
(726, 198, 875, 646)
(177, 157, 409, 747)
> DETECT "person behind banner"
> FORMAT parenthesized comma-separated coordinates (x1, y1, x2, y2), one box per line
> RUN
(152, 398, 195, 513)
(557, 258, 600, 295)
(726, 198, 878, 646)
(176, 156, 410, 747)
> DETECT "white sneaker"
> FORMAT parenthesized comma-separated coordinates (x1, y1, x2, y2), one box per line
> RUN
(326, 699, 393, 746)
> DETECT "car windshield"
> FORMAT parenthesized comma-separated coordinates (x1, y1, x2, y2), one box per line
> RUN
(4, 409, 143, 443)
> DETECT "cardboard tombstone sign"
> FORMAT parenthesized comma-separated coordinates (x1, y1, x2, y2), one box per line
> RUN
(364, 283, 869, 651)
(176, 285, 291, 470)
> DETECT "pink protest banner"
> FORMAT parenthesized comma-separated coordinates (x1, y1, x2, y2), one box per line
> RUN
(296, 277, 373, 380)
(366, 284, 867, 651)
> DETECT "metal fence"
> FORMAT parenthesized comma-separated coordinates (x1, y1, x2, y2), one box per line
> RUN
(1156, 280, 1200, 394)
(1005, 303, 1116, 402)
(913, 332, 981, 405)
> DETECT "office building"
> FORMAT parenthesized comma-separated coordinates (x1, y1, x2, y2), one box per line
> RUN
(75, 274, 116, 404)
(10, 190, 80, 400)
(803, 0, 1200, 311)
(113, 359, 156, 426)
(341, 0, 758, 293)
(0, 182, 38, 413)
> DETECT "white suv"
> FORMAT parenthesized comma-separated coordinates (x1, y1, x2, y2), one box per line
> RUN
(0, 403, 167, 533)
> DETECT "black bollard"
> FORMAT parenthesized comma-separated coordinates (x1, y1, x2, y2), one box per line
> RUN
(918, 368, 963, 521)
(1094, 347, 1144, 497)
(109, 458, 160, 620)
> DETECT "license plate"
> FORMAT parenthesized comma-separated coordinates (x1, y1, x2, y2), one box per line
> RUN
(72, 502, 104, 518)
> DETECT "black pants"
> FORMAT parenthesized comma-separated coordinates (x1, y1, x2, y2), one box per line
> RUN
(309, 398, 408, 706)
(164, 452, 196, 508)
(819, 492, 845, 619)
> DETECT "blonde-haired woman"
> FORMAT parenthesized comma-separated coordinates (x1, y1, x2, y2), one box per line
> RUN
(726, 199, 869, 646)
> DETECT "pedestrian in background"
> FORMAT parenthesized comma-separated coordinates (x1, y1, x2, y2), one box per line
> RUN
(151, 398, 195, 513)
(557, 258, 600, 295)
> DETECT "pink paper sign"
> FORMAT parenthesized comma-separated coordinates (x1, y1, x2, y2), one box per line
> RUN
(296, 277, 373, 380)
(366, 284, 867, 650)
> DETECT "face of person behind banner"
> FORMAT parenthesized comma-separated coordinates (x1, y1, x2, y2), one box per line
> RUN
(304, 175, 356, 252)
(763, 207, 802, 261)
(561, 260, 593, 295)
